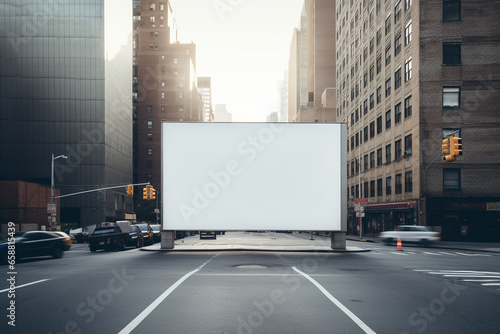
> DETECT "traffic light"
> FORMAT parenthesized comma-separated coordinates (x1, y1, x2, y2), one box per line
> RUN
(150, 187, 156, 200)
(126, 185, 133, 196)
(442, 137, 455, 162)
(450, 136, 462, 157)
(143, 186, 149, 200)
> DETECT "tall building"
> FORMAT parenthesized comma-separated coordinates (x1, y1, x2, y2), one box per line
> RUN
(133, 0, 203, 195)
(337, 0, 500, 241)
(198, 77, 214, 122)
(278, 71, 288, 122)
(0, 0, 134, 231)
(288, 0, 337, 123)
(214, 104, 232, 122)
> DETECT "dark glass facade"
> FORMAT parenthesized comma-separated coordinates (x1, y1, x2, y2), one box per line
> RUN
(0, 0, 133, 227)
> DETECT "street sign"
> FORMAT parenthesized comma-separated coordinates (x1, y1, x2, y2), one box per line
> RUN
(47, 203, 56, 214)
(353, 198, 368, 203)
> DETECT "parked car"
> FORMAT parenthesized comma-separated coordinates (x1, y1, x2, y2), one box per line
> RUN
(379, 225, 440, 246)
(200, 231, 216, 239)
(150, 224, 161, 243)
(0, 231, 72, 262)
(135, 223, 155, 245)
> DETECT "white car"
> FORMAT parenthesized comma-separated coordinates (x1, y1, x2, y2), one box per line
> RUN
(379, 225, 440, 246)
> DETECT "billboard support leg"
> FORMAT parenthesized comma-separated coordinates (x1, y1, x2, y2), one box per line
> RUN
(331, 231, 346, 250)
(161, 230, 175, 249)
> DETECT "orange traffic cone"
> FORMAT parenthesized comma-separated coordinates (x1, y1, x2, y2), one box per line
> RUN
(397, 238, 404, 251)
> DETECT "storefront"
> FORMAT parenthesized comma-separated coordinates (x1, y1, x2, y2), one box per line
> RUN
(426, 197, 500, 241)
(348, 201, 418, 237)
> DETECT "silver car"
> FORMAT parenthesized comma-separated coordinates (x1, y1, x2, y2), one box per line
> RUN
(379, 225, 440, 246)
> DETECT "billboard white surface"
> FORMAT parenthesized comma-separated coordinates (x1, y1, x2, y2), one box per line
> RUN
(162, 122, 346, 231)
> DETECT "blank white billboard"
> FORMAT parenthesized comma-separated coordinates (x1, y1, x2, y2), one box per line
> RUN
(162, 122, 347, 231)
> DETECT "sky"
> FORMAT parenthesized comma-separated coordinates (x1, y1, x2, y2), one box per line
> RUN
(168, 0, 305, 122)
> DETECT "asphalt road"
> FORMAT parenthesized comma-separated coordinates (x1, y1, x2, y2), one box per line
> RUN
(1, 232, 499, 334)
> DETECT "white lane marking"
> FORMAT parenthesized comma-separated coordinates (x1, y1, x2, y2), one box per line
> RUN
(292, 267, 377, 334)
(463, 279, 500, 282)
(481, 283, 500, 286)
(438, 252, 458, 256)
(454, 252, 491, 257)
(391, 251, 408, 256)
(118, 254, 218, 334)
(0, 278, 52, 293)
(423, 252, 442, 256)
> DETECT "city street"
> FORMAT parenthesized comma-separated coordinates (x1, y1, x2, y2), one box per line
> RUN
(1, 232, 499, 334)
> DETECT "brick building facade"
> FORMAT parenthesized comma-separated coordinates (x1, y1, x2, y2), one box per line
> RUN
(337, 0, 500, 241)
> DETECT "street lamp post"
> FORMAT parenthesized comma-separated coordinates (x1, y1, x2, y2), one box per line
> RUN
(50, 154, 67, 230)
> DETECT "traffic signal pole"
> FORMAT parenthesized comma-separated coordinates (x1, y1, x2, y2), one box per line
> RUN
(53, 182, 150, 200)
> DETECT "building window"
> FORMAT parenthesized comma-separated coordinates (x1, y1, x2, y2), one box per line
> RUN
(149, 16, 155, 23)
(443, 168, 461, 190)
(173, 71, 178, 76)
(370, 38, 375, 54)
(150, 3, 156, 10)
(364, 182, 369, 198)
(370, 94, 375, 109)
(386, 144, 392, 163)
(405, 134, 412, 156)
(376, 55, 382, 74)
(147, 160, 152, 168)
(370, 65, 375, 82)
(386, 176, 392, 195)
(161, 81, 165, 87)
(161, 65, 165, 72)
(364, 72, 368, 88)
(147, 134, 153, 142)
(364, 126, 369, 142)
(395, 173, 402, 194)
(147, 174, 153, 182)
(161, 55, 165, 61)
(385, 78, 391, 97)
(395, 139, 402, 160)
(160, 3, 165, 11)
(178, 106, 184, 112)
(364, 154, 369, 171)
(443, 42, 461, 65)
(385, 15, 391, 36)
(351, 161, 355, 176)
(405, 57, 412, 82)
(395, 34, 402, 57)
(364, 99, 368, 115)
(147, 120, 153, 129)
(147, 148, 153, 155)
(395, 102, 402, 124)
(405, 0, 412, 11)
(376, 86, 382, 104)
(405, 171, 413, 193)
(161, 106, 165, 112)
(395, 68, 402, 90)
(355, 133, 359, 147)
(386, 110, 391, 129)
(377, 178, 383, 196)
(443, 0, 461, 21)
(404, 95, 412, 117)
(395, 1, 402, 23)
(356, 158, 360, 173)
(376, 28, 382, 46)
(370, 121, 375, 138)
(161, 92, 165, 99)
(443, 87, 460, 108)
(370, 180, 376, 197)
(178, 92, 184, 100)
(377, 116, 383, 134)
(351, 136, 355, 150)
(377, 148, 383, 166)
(370, 152, 375, 169)
(147, 106, 152, 113)
(173, 57, 178, 64)
(385, 45, 391, 66)
(405, 21, 412, 45)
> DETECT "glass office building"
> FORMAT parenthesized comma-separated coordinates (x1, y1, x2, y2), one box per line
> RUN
(0, 0, 133, 227)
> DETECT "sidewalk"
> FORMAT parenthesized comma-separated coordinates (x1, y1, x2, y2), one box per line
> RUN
(141, 232, 370, 253)
(346, 235, 500, 254)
